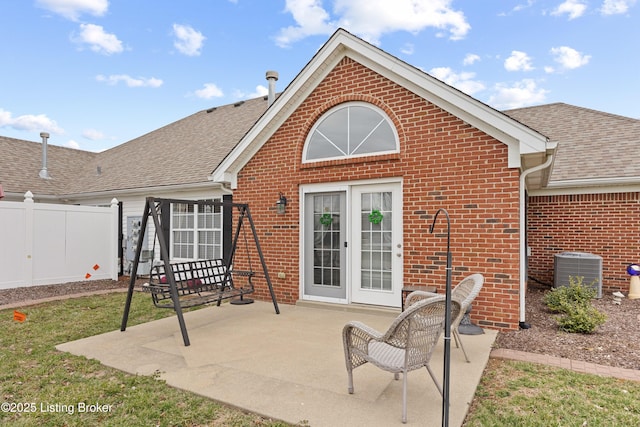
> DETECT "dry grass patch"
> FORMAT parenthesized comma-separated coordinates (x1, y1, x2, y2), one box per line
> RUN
(464, 358, 640, 426)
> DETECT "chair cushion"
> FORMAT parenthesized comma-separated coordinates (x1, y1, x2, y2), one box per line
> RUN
(367, 341, 405, 371)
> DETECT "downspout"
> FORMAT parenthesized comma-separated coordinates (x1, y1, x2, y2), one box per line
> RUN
(519, 150, 554, 329)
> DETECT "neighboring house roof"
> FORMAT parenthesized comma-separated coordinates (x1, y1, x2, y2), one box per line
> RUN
(505, 103, 640, 192)
(212, 28, 552, 189)
(0, 135, 95, 199)
(0, 96, 269, 201)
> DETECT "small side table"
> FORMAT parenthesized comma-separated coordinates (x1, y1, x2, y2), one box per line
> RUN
(401, 285, 436, 311)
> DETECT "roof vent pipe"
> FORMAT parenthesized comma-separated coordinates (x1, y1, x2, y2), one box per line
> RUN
(39, 132, 51, 179)
(266, 70, 278, 106)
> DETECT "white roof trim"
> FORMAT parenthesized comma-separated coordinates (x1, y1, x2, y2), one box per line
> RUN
(530, 176, 640, 196)
(211, 29, 549, 187)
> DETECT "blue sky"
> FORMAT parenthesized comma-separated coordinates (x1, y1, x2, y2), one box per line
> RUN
(1, 0, 638, 152)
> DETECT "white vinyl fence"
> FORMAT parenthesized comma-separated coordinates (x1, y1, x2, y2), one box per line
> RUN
(0, 192, 118, 289)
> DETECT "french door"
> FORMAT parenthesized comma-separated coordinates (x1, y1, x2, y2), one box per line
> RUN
(303, 192, 347, 300)
(302, 182, 402, 307)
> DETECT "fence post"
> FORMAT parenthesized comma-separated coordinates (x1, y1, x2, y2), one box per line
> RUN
(110, 198, 119, 280)
(24, 191, 34, 286)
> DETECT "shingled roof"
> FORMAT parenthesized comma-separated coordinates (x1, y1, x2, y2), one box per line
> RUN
(2, 99, 637, 200)
(505, 103, 640, 184)
(0, 95, 269, 199)
(0, 135, 95, 198)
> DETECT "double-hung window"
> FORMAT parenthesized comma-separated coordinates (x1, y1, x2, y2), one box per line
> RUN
(171, 201, 222, 260)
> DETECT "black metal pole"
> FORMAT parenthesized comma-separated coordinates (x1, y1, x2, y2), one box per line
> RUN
(430, 208, 452, 427)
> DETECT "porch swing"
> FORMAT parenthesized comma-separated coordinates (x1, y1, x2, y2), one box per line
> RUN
(120, 197, 279, 346)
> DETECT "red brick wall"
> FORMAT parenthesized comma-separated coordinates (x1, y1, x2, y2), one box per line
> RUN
(528, 192, 640, 293)
(233, 57, 522, 330)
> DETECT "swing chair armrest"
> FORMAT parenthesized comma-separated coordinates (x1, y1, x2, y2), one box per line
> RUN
(231, 270, 255, 277)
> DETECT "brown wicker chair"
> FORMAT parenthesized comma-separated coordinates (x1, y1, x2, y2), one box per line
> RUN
(405, 273, 484, 363)
(342, 295, 461, 423)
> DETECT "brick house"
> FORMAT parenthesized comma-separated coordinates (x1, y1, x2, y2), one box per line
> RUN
(505, 103, 640, 297)
(3, 29, 637, 330)
(211, 29, 555, 330)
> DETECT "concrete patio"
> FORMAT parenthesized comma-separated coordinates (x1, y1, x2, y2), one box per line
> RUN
(56, 299, 497, 426)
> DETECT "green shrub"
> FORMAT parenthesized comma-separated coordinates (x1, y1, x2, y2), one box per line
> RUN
(556, 303, 607, 334)
(543, 276, 606, 334)
(543, 275, 597, 313)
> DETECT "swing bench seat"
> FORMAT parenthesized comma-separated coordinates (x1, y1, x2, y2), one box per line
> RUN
(142, 259, 254, 309)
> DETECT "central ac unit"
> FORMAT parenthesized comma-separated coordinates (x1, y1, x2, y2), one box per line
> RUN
(553, 252, 603, 298)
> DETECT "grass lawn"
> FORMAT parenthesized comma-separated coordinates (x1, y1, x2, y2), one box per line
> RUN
(464, 358, 640, 426)
(2, 291, 640, 426)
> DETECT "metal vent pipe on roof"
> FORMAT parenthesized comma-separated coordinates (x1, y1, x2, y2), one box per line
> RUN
(39, 132, 51, 179)
(266, 70, 278, 106)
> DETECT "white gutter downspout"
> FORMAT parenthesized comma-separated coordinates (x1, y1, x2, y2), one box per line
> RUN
(519, 150, 554, 329)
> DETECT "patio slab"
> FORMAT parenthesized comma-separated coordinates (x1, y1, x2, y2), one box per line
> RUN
(56, 300, 496, 426)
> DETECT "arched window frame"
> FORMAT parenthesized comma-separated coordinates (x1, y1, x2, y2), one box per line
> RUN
(302, 102, 400, 164)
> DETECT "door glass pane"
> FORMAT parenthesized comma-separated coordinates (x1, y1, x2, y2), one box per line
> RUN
(313, 194, 341, 287)
(360, 191, 393, 291)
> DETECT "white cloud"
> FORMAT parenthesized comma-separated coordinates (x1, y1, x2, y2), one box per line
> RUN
(274, 0, 335, 47)
(234, 85, 269, 100)
(512, 0, 535, 13)
(195, 83, 224, 99)
(36, 0, 108, 21)
(96, 74, 163, 87)
(600, 0, 637, 15)
(172, 24, 206, 56)
(429, 67, 485, 96)
(400, 43, 414, 55)
(0, 108, 64, 134)
(499, 0, 535, 15)
(504, 50, 534, 71)
(463, 53, 480, 66)
(275, 0, 470, 47)
(82, 128, 105, 140)
(73, 23, 123, 55)
(551, 0, 588, 19)
(65, 139, 80, 149)
(488, 79, 548, 109)
(548, 46, 591, 72)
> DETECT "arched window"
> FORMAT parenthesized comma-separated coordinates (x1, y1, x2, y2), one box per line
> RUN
(303, 102, 399, 163)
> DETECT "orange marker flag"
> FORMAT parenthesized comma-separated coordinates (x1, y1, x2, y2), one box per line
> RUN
(13, 310, 26, 322)
(93, 264, 100, 271)
(85, 273, 92, 279)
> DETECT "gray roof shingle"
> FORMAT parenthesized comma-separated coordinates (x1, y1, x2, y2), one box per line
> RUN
(2, 100, 637, 198)
(0, 135, 95, 197)
(1, 96, 269, 198)
(504, 103, 640, 183)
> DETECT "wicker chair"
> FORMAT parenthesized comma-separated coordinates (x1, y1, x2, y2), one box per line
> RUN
(342, 296, 461, 423)
(405, 273, 484, 363)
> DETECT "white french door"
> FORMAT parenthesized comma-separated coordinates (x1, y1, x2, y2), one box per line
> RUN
(301, 181, 402, 307)
(350, 183, 402, 307)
